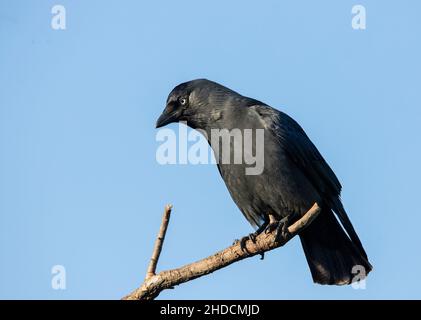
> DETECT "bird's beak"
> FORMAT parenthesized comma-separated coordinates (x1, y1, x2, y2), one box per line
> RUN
(156, 105, 180, 128)
(156, 112, 173, 128)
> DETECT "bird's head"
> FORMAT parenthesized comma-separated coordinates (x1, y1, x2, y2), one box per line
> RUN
(156, 79, 240, 130)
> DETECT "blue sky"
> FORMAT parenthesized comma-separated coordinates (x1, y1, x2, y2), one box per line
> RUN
(1, 0, 420, 299)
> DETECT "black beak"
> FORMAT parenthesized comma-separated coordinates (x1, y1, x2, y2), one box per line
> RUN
(156, 103, 181, 128)
(156, 111, 175, 128)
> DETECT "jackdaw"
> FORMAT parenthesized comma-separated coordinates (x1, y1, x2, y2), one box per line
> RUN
(156, 79, 372, 285)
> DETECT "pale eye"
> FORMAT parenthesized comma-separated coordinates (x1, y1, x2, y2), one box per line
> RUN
(179, 97, 187, 106)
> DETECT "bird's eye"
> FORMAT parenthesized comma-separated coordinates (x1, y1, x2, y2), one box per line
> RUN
(179, 97, 187, 106)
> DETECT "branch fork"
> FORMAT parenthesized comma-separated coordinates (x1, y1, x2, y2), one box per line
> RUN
(123, 202, 321, 300)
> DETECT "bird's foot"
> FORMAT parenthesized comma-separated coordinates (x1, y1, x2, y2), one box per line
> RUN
(264, 221, 279, 234)
(275, 218, 291, 243)
(264, 216, 291, 243)
(233, 231, 259, 252)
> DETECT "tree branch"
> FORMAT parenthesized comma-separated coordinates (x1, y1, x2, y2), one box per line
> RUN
(123, 202, 321, 300)
(146, 204, 172, 279)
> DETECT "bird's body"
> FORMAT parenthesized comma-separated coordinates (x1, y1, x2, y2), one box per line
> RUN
(156, 79, 372, 285)
(214, 104, 321, 227)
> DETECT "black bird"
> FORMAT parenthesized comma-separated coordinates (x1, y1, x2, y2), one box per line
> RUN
(156, 79, 372, 285)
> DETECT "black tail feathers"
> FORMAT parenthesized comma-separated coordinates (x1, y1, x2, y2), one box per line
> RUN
(299, 208, 372, 285)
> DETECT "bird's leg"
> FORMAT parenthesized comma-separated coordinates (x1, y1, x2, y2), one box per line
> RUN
(274, 215, 292, 243)
(234, 218, 270, 253)
(254, 222, 269, 260)
(264, 213, 295, 243)
(264, 214, 280, 234)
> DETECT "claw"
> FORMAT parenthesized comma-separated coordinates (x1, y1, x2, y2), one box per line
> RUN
(249, 233, 257, 243)
(264, 222, 278, 234)
(240, 237, 248, 252)
(237, 231, 259, 252)
(274, 216, 292, 243)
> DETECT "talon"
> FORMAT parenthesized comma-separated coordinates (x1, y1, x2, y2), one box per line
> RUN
(265, 214, 279, 234)
(240, 237, 248, 252)
(249, 233, 257, 243)
(274, 216, 292, 243)
(260, 253, 265, 260)
(282, 223, 291, 239)
(235, 220, 274, 252)
(265, 222, 278, 234)
(237, 231, 259, 252)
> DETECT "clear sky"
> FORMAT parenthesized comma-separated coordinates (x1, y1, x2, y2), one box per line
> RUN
(1, 0, 420, 299)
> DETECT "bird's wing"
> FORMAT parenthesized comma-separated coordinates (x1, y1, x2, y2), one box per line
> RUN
(251, 104, 342, 196)
(250, 104, 367, 257)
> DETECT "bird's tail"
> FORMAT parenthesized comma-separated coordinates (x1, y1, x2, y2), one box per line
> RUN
(299, 208, 372, 285)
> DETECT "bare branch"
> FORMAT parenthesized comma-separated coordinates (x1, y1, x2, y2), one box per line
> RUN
(146, 204, 172, 279)
(123, 202, 321, 300)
